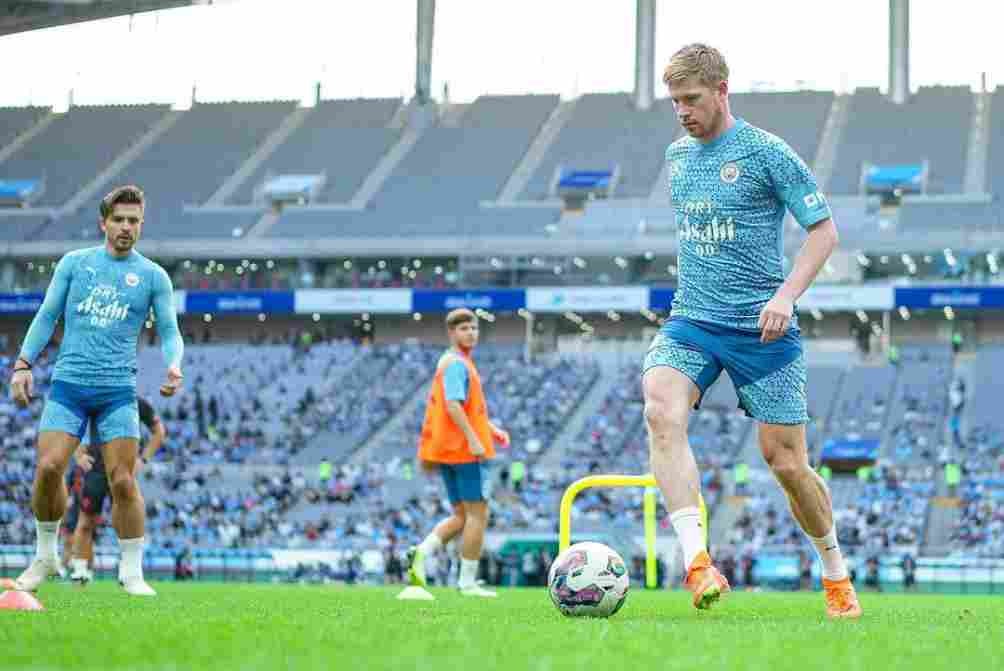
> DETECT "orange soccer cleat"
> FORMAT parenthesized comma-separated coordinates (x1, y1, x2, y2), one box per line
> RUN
(684, 551, 730, 610)
(823, 576, 863, 619)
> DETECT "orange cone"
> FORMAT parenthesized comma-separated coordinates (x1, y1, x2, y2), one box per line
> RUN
(0, 590, 44, 611)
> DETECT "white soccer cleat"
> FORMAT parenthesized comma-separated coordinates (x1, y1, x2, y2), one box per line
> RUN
(14, 558, 61, 592)
(119, 576, 157, 596)
(69, 566, 93, 586)
(458, 583, 498, 598)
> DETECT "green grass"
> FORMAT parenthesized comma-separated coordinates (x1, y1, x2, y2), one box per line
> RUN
(2, 582, 1002, 671)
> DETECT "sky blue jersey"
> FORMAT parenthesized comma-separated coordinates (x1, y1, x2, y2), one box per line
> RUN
(18, 246, 183, 387)
(666, 118, 833, 331)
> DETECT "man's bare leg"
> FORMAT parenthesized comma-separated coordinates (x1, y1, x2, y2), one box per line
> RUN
(15, 432, 78, 590)
(759, 423, 861, 618)
(457, 501, 494, 596)
(643, 367, 729, 609)
(643, 367, 703, 559)
(408, 503, 466, 587)
(103, 438, 153, 595)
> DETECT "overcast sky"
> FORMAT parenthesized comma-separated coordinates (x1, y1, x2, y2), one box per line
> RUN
(0, 0, 998, 107)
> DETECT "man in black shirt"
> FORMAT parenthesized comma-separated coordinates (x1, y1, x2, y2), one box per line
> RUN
(68, 397, 166, 584)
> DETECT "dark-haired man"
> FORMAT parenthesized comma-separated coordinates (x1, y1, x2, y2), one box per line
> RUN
(9, 185, 184, 596)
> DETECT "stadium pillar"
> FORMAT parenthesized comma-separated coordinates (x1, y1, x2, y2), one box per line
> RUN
(888, 0, 910, 104)
(634, 0, 656, 111)
(416, 0, 436, 105)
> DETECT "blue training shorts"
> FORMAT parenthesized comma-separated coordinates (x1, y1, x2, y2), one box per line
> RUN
(440, 462, 485, 504)
(643, 317, 808, 425)
(39, 380, 140, 444)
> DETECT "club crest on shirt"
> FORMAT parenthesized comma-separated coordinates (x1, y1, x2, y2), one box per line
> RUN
(720, 162, 740, 183)
(125, 272, 140, 288)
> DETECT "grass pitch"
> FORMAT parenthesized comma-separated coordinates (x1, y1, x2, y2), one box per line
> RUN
(1, 582, 1000, 671)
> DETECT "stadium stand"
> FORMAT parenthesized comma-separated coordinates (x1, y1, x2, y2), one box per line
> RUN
(829, 86, 972, 195)
(0, 105, 169, 208)
(42, 101, 296, 240)
(520, 93, 675, 199)
(883, 345, 951, 464)
(824, 363, 897, 445)
(730, 91, 834, 165)
(898, 199, 1003, 234)
(227, 98, 402, 205)
(376, 94, 557, 208)
(267, 205, 562, 239)
(0, 105, 49, 148)
(0, 213, 52, 242)
(261, 95, 562, 239)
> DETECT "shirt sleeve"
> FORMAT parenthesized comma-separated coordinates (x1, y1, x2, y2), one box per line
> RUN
(442, 360, 469, 402)
(18, 253, 76, 364)
(151, 266, 184, 369)
(765, 139, 832, 229)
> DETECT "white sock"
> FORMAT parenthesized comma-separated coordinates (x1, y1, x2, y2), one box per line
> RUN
(119, 537, 145, 580)
(417, 532, 443, 556)
(458, 558, 479, 588)
(670, 507, 706, 569)
(35, 519, 60, 561)
(71, 558, 88, 574)
(807, 527, 848, 581)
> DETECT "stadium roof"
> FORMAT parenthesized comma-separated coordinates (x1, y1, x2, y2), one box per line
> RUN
(0, 1, 197, 36)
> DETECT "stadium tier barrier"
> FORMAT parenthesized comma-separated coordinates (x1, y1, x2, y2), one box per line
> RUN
(5, 284, 1004, 316)
(2, 546, 1003, 592)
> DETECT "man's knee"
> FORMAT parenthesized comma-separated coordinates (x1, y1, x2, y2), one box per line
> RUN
(464, 502, 488, 524)
(643, 398, 689, 445)
(36, 457, 67, 484)
(761, 434, 808, 486)
(109, 468, 139, 501)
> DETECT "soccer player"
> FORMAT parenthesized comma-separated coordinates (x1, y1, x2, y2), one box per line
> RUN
(68, 396, 166, 585)
(643, 44, 861, 618)
(9, 185, 183, 596)
(406, 308, 510, 598)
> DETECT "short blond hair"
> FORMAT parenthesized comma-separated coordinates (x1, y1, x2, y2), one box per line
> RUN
(662, 43, 729, 88)
(445, 308, 477, 330)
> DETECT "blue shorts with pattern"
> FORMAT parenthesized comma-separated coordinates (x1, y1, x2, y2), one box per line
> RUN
(39, 380, 140, 444)
(440, 462, 486, 504)
(643, 317, 808, 425)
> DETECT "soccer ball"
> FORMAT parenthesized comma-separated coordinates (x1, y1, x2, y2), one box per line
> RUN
(548, 542, 629, 618)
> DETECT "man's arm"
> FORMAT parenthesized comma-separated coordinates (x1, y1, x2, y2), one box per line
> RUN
(759, 140, 838, 343)
(759, 219, 839, 342)
(777, 219, 839, 302)
(151, 267, 185, 394)
(446, 401, 486, 457)
(10, 254, 75, 406)
(488, 421, 510, 448)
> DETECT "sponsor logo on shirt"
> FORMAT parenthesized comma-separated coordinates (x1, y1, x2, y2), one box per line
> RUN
(76, 284, 130, 328)
(678, 200, 736, 257)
